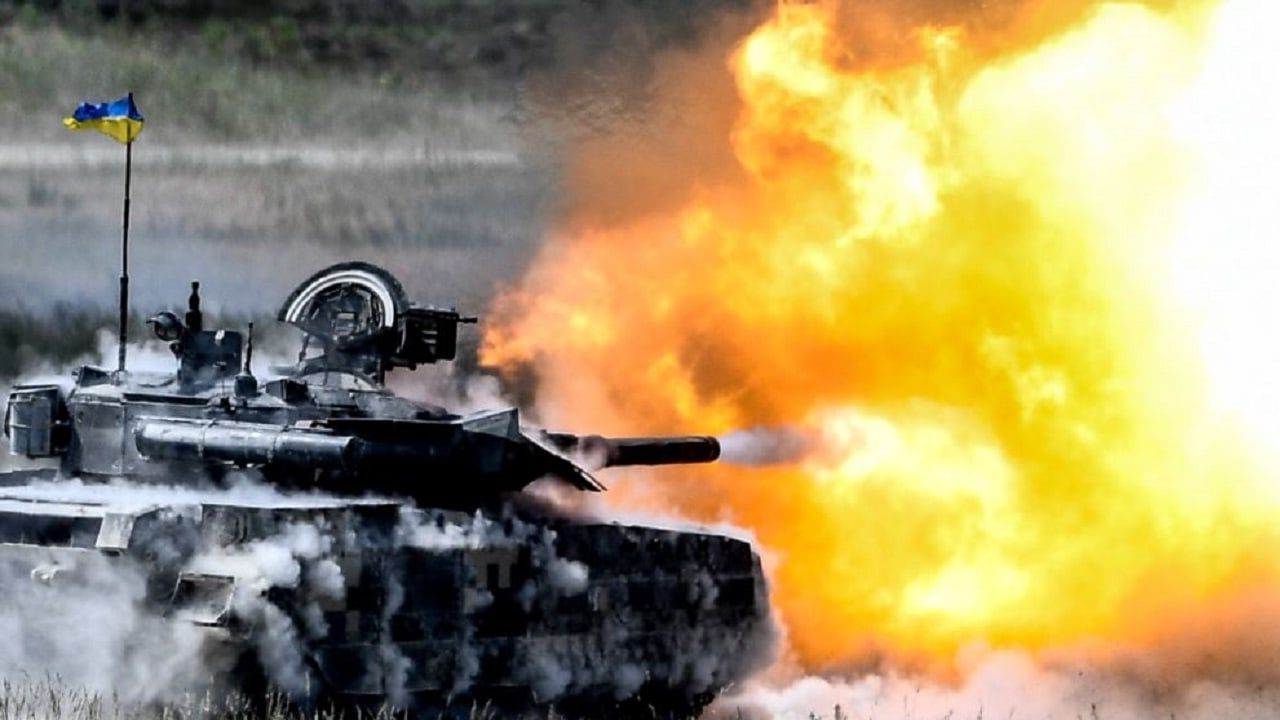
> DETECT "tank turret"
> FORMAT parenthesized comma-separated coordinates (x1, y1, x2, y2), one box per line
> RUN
(4, 262, 721, 507)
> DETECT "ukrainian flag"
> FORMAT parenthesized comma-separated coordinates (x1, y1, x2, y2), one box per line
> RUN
(63, 95, 143, 144)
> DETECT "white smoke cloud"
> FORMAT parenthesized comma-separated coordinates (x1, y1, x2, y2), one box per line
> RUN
(0, 475, 364, 705)
(185, 518, 363, 699)
(0, 549, 216, 704)
(0, 474, 363, 510)
(713, 650, 1280, 720)
(385, 359, 515, 416)
(718, 425, 819, 467)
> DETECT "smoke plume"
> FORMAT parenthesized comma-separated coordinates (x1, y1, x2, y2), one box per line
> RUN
(0, 476, 341, 704)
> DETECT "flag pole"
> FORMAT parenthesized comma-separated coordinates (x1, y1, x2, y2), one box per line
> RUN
(116, 91, 133, 378)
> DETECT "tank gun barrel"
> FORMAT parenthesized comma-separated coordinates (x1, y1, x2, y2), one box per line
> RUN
(132, 414, 718, 506)
(137, 421, 721, 475)
(132, 411, 605, 500)
(544, 433, 720, 468)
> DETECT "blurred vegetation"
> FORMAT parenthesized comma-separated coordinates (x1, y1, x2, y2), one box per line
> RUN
(0, 0, 749, 78)
(0, 0, 754, 143)
(0, 19, 527, 142)
(0, 304, 109, 378)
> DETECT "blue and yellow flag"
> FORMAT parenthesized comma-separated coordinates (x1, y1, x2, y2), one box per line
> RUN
(63, 95, 143, 144)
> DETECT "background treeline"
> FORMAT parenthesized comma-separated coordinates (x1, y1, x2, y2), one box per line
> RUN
(0, 0, 749, 75)
(0, 304, 110, 378)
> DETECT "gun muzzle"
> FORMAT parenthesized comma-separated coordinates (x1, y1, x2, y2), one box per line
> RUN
(547, 433, 720, 468)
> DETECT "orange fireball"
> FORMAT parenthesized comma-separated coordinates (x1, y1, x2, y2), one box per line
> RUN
(485, 0, 1280, 674)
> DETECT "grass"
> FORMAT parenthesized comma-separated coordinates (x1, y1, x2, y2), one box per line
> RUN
(0, 678, 1044, 720)
(0, 679, 734, 720)
(0, 678, 410, 720)
(0, 20, 560, 383)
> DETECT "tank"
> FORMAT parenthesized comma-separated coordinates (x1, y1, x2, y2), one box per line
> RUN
(0, 261, 774, 717)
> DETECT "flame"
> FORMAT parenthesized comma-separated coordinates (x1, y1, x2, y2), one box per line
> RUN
(485, 0, 1280, 672)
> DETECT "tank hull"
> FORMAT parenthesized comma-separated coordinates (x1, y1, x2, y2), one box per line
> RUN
(0, 478, 773, 714)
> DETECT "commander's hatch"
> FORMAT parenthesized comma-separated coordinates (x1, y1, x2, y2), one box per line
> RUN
(276, 262, 476, 386)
